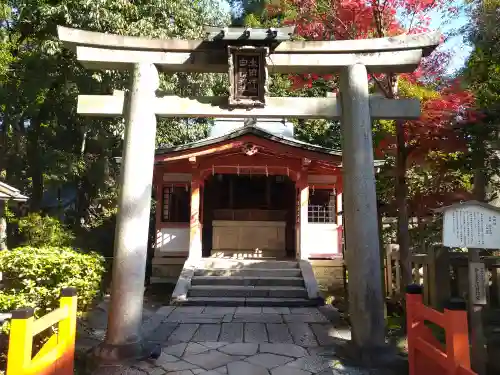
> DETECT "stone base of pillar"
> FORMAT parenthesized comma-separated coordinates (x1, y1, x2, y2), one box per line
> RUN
(335, 341, 407, 370)
(86, 340, 161, 370)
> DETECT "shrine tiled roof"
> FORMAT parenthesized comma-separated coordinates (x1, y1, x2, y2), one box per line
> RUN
(0, 182, 28, 202)
(155, 124, 343, 157)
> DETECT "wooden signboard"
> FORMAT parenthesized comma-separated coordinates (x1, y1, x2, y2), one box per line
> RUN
(442, 203, 500, 249)
(228, 46, 268, 107)
(469, 262, 487, 305)
(436, 200, 500, 374)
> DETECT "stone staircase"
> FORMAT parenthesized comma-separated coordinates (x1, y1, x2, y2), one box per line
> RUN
(171, 258, 322, 307)
(209, 248, 287, 259)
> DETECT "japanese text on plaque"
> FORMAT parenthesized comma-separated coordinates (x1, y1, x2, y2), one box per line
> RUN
(235, 54, 260, 97)
(450, 209, 498, 247)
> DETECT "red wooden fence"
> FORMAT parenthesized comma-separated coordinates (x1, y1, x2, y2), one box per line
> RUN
(406, 284, 476, 375)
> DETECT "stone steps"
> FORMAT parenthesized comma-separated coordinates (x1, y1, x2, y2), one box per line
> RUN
(210, 249, 287, 259)
(194, 268, 302, 277)
(201, 259, 299, 269)
(191, 276, 305, 287)
(189, 285, 309, 298)
(180, 297, 320, 306)
(172, 259, 321, 307)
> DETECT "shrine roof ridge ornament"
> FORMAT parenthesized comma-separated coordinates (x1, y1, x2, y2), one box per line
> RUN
(57, 26, 440, 56)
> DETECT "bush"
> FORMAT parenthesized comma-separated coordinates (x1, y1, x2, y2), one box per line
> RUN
(17, 213, 75, 248)
(0, 246, 105, 373)
(0, 246, 105, 316)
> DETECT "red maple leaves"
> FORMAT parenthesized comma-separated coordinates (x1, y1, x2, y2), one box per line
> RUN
(378, 85, 476, 158)
(268, 0, 477, 213)
(269, 0, 476, 161)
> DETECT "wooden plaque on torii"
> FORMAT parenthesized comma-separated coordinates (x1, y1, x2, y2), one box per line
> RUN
(228, 46, 268, 108)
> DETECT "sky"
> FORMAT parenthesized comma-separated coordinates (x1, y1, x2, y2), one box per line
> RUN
(427, 5, 473, 75)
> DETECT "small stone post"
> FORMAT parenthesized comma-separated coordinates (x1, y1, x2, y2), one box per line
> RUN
(339, 64, 386, 360)
(94, 62, 159, 363)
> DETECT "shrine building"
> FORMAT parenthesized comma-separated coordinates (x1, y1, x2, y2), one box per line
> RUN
(151, 118, 378, 294)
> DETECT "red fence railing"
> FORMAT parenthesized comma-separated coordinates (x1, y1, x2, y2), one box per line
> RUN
(406, 284, 476, 375)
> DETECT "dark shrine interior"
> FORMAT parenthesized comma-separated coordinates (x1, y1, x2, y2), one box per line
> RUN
(202, 174, 296, 257)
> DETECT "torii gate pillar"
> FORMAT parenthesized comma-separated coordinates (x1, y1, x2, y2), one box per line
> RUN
(92, 62, 160, 363)
(339, 64, 386, 361)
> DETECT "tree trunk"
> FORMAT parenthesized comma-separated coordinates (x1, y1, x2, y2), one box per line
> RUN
(473, 168, 487, 202)
(395, 120, 412, 292)
(6, 118, 26, 188)
(27, 111, 47, 212)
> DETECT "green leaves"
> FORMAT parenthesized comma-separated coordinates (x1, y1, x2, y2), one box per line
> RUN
(0, 246, 105, 317)
(0, 0, 230, 224)
(16, 212, 75, 247)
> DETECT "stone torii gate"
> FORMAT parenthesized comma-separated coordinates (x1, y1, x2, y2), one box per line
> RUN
(57, 26, 439, 365)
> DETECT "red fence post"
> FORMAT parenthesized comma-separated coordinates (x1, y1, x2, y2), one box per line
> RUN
(406, 284, 423, 375)
(444, 298, 470, 374)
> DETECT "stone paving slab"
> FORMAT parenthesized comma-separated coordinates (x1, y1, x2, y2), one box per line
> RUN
(192, 324, 221, 342)
(244, 323, 268, 343)
(266, 323, 293, 343)
(284, 313, 329, 323)
(219, 323, 244, 343)
(288, 323, 320, 347)
(80, 305, 405, 375)
(131, 340, 401, 375)
(232, 313, 284, 323)
(262, 307, 290, 314)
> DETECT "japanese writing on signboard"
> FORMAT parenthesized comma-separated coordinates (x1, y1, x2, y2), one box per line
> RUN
(228, 46, 267, 106)
(469, 262, 487, 305)
(235, 54, 260, 97)
(442, 203, 500, 249)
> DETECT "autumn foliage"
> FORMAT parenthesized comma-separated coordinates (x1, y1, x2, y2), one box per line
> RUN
(266, 0, 477, 214)
(377, 85, 477, 161)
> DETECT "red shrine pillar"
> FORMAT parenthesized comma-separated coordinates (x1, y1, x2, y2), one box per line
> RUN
(189, 174, 202, 258)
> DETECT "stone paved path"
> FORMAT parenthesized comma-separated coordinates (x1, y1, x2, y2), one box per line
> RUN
(115, 306, 403, 375)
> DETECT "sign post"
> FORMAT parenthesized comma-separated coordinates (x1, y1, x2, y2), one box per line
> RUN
(436, 200, 500, 375)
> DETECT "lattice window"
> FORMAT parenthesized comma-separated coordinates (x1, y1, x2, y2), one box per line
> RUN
(308, 189, 336, 223)
(162, 185, 190, 223)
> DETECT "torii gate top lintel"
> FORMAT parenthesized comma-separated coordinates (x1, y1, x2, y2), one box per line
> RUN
(57, 25, 439, 55)
(57, 26, 440, 74)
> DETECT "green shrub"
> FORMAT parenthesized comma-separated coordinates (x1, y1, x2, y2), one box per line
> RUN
(0, 247, 105, 373)
(17, 213, 75, 248)
(0, 246, 105, 317)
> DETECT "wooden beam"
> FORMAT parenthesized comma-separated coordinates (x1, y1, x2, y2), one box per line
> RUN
(58, 26, 439, 56)
(77, 93, 420, 120)
(158, 142, 245, 162)
(75, 46, 424, 74)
